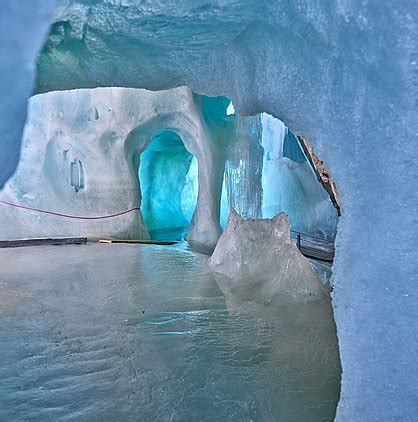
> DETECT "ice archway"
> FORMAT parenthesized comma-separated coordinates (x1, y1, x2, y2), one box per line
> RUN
(138, 129, 197, 239)
(0, 87, 232, 250)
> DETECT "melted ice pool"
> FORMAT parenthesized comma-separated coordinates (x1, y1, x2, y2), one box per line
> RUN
(0, 243, 340, 420)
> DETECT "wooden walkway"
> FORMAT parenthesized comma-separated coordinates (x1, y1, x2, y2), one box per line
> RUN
(290, 231, 335, 262)
(0, 237, 176, 249)
(0, 237, 88, 248)
(0, 234, 334, 262)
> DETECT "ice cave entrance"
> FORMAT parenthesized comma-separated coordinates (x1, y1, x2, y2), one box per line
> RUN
(138, 129, 198, 240)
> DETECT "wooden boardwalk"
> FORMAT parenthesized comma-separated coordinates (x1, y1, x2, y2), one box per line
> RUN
(291, 231, 335, 262)
(0, 234, 335, 262)
(0, 237, 87, 248)
(0, 237, 177, 249)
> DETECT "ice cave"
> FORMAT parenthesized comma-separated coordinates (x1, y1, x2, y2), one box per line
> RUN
(0, 1, 416, 421)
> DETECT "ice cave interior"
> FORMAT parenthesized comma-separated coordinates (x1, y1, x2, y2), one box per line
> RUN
(138, 129, 197, 240)
(0, 1, 416, 421)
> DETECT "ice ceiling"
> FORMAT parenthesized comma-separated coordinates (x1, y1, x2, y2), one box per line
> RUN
(1, 0, 417, 420)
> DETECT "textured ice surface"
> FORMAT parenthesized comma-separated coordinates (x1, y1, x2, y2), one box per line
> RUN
(221, 115, 263, 226)
(0, 86, 335, 250)
(210, 210, 328, 304)
(220, 113, 339, 239)
(0, 243, 340, 421)
(0, 87, 233, 249)
(0, 0, 54, 187)
(33, 4, 416, 418)
(261, 114, 338, 240)
(0, 1, 417, 418)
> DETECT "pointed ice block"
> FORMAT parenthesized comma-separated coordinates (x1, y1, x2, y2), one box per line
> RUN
(210, 210, 328, 304)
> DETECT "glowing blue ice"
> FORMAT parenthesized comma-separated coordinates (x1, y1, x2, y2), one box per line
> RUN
(139, 130, 196, 236)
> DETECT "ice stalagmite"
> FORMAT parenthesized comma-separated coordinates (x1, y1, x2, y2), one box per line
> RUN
(210, 209, 328, 305)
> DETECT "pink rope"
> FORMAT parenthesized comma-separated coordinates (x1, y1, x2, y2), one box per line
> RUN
(0, 199, 140, 220)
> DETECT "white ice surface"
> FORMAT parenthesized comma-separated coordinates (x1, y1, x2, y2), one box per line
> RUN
(0, 87, 230, 249)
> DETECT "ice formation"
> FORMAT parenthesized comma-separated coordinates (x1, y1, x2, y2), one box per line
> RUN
(260, 114, 338, 240)
(220, 113, 339, 239)
(0, 243, 341, 420)
(139, 130, 195, 236)
(210, 209, 328, 305)
(0, 1, 416, 419)
(0, 0, 54, 188)
(0, 87, 235, 249)
(0, 86, 336, 251)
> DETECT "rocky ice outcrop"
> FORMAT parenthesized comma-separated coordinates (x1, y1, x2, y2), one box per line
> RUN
(210, 210, 328, 305)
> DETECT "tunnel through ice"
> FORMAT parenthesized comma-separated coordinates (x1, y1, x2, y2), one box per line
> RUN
(138, 129, 198, 241)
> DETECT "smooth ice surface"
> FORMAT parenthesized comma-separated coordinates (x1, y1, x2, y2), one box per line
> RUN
(211, 210, 328, 304)
(0, 243, 340, 421)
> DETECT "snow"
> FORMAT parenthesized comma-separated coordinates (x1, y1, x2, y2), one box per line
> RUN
(0, 0, 417, 418)
(210, 209, 328, 305)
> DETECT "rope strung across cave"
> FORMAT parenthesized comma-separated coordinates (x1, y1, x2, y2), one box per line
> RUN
(0, 199, 332, 241)
(0, 199, 140, 220)
(0, 199, 334, 261)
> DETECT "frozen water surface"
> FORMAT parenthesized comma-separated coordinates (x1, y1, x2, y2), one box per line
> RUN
(0, 243, 340, 421)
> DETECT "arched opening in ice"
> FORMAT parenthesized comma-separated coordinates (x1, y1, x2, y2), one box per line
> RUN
(138, 129, 198, 240)
(226, 102, 235, 116)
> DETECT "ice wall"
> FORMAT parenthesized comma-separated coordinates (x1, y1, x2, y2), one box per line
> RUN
(0, 0, 54, 188)
(261, 114, 338, 240)
(219, 112, 338, 240)
(0, 87, 232, 247)
(221, 115, 263, 226)
(1, 1, 417, 418)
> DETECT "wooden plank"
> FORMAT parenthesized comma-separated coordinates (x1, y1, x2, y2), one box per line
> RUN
(0, 237, 87, 249)
(98, 239, 177, 246)
(291, 235, 335, 262)
(300, 245, 334, 262)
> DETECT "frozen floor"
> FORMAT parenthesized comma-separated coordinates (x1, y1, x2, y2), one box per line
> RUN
(0, 243, 340, 421)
